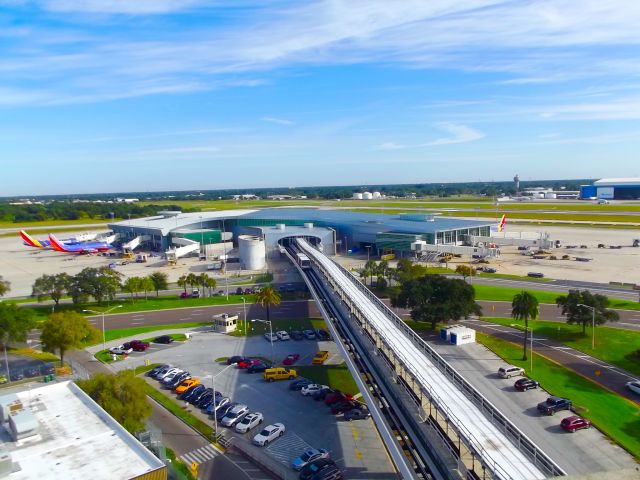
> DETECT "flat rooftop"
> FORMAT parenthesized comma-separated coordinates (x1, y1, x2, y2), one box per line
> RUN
(0, 381, 165, 480)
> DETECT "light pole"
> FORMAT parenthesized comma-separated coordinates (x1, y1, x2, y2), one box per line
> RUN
(344, 236, 348, 255)
(241, 297, 247, 336)
(577, 303, 596, 349)
(251, 318, 274, 364)
(211, 362, 237, 441)
(529, 326, 533, 372)
(365, 245, 371, 262)
(83, 305, 123, 352)
(222, 218, 229, 300)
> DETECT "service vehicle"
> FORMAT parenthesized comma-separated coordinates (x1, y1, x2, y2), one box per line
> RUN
(312, 351, 330, 365)
(263, 367, 297, 382)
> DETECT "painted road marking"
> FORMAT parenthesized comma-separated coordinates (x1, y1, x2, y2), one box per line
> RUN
(180, 444, 219, 465)
(264, 431, 313, 466)
(131, 322, 144, 325)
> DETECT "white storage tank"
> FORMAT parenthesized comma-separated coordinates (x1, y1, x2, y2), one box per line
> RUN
(362, 191, 373, 200)
(372, 191, 382, 199)
(238, 235, 266, 270)
(544, 192, 557, 199)
(353, 193, 363, 200)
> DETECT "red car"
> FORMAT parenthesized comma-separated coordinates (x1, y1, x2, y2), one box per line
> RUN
(324, 392, 352, 406)
(560, 416, 591, 433)
(237, 358, 261, 369)
(282, 354, 300, 366)
(123, 340, 150, 352)
(180, 292, 189, 299)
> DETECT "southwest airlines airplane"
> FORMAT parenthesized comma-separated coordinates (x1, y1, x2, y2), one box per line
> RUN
(48, 234, 110, 254)
(19, 230, 110, 253)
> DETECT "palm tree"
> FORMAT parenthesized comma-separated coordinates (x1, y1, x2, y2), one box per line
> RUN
(511, 290, 539, 361)
(204, 276, 217, 297)
(186, 273, 198, 291)
(198, 273, 210, 297)
(177, 275, 188, 294)
(255, 286, 281, 323)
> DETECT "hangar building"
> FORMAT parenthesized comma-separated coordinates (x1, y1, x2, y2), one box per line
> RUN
(108, 208, 494, 260)
(580, 178, 640, 200)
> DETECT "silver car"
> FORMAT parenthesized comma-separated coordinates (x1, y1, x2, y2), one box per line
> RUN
(221, 404, 249, 427)
(234, 412, 264, 433)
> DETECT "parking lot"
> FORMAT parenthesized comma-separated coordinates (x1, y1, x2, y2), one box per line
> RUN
(104, 328, 397, 479)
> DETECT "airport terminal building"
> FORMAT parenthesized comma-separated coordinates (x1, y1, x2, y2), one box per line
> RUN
(108, 208, 494, 263)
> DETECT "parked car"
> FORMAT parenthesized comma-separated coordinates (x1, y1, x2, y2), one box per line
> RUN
(292, 448, 330, 471)
(181, 384, 206, 402)
(237, 358, 261, 369)
(312, 387, 335, 401)
(154, 335, 174, 344)
(299, 459, 337, 480)
(196, 390, 216, 409)
(236, 287, 244, 295)
(247, 362, 271, 374)
(315, 329, 330, 341)
(227, 355, 249, 365)
(147, 364, 170, 378)
(264, 332, 279, 342)
(221, 404, 249, 427)
(10, 372, 24, 382)
(123, 339, 150, 352)
(0, 375, 7, 384)
(497, 365, 524, 378)
(276, 331, 291, 341)
(188, 386, 212, 404)
(109, 345, 133, 355)
(24, 366, 40, 378)
(291, 330, 304, 341)
(289, 378, 313, 391)
(301, 384, 329, 397)
(527, 272, 545, 278)
(311, 465, 343, 480)
(302, 329, 316, 340)
(514, 378, 540, 391)
(191, 289, 200, 298)
(537, 396, 572, 415)
(153, 365, 174, 380)
(207, 397, 231, 416)
(252, 423, 285, 446)
(325, 392, 351, 406)
(42, 363, 56, 375)
(282, 354, 300, 366)
(180, 292, 189, 299)
(161, 369, 185, 387)
(626, 380, 640, 395)
(344, 409, 371, 421)
(167, 371, 191, 389)
(264, 368, 297, 382)
(312, 351, 329, 365)
(175, 378, 200, 394)
(234, 412, 264, 434)
(560, 415, 591, 433)
(482, 267, 497, 273)
(331, 401, 359, 415)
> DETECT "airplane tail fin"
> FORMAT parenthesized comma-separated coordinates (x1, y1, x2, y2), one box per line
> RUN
(20, 230, 43, 248)
(498, 214, 507, 232)
(48, 234, 67, 252)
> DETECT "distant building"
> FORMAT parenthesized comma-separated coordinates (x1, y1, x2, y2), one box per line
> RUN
(580, 178, 640, 200)
(0, 381, 166, 480)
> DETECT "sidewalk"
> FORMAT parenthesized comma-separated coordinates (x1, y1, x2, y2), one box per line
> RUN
(461, 319, 640, 405)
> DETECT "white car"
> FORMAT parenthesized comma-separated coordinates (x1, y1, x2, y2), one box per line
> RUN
(252, 423, 285, 446)
(221, 404, 249, 427)
(157, 367, 182, 381)
(626, 380, 640, 395)
(264, 332, 278, 342)
(276, 330, 290, 341)
(161, 369, 184, 385)
(291, 448, 330, 470)
(234, 412, 264, 433)
(301, 384, 329, 396)
(109, 345, 133, 355)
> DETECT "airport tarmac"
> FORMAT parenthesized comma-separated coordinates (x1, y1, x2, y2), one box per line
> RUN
(1, 224, 639, 298)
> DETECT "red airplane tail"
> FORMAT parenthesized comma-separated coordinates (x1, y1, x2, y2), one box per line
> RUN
(498, 214, 507, 232)
(48, 234, 68, 252)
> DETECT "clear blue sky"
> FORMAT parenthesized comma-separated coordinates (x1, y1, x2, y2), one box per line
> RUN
(2, 1, 640, 195)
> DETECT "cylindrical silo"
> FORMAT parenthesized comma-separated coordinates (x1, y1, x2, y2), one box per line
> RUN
(353, 193, 363, 200)
(372, 191, 381, 199)
(544, 192, 557, 199)
(238, 235, 266, 270)
(362, 191, 373, 200)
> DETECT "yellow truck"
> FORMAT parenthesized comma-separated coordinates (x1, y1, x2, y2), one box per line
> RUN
(263, 367, 297, 382)
(312, 351, 329, 365)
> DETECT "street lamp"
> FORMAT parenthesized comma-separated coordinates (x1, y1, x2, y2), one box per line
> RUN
(83, 305, 123, 352)
(365, 245, 371, 262)
(241, 297, 247, 336)
(221, 218, 229, 300)
(211, 362, 237, 441)
(577, 303, 596, 349)
(251, 318, 274, 363)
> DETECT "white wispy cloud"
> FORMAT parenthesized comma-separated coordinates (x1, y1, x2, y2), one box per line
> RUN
(376, 142, 405, 150)
(3, 1, 640, 105)
(425, 122, 485, 146)
(261, 117, 294, 125)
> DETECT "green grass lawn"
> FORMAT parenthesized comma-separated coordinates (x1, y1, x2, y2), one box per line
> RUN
(481, 317, 640, 377)
(141, 333, 188, 343)
(84, 322, 208, 346)
(295, 364, 360, 395)
(477, 332, 640, 460)
(8, 347, 59, 362)
(477, 272, 553, 282)
(473, 284, 640, 310)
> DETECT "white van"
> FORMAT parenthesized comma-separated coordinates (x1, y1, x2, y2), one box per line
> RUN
(498, 365, 524, 378)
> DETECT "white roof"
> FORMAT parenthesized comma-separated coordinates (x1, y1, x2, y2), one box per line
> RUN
(594, 178, 640, 186)
(0, 381, 164, 480)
